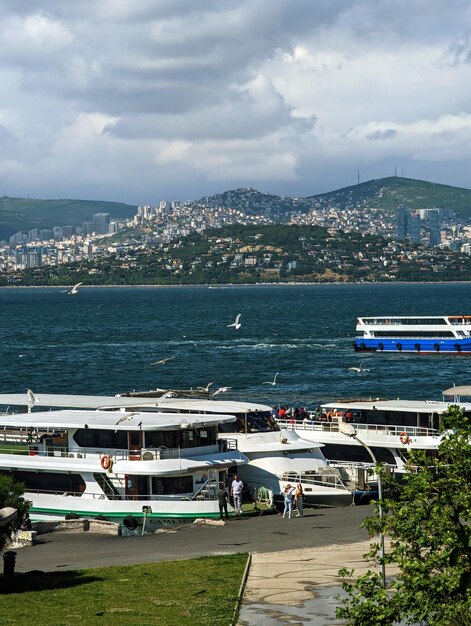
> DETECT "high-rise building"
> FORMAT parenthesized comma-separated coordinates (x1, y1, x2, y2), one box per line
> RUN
(93, 213, 110, 235)
(408, 215, 421, 244)
(429, 210, 441, 246)
(395, 205, 408, 241)
(62, 225, 76, 238)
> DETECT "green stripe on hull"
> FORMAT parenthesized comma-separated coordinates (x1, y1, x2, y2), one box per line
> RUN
(29, 506, 221, 520)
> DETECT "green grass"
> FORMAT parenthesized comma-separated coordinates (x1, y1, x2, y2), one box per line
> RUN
(0, 554, 247, 626)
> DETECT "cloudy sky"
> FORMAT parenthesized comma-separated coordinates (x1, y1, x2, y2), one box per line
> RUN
(1, 0, 471, 205)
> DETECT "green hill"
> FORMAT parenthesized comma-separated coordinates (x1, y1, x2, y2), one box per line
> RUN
(308, 177, 471, 216)
(0, 197, 137, 239)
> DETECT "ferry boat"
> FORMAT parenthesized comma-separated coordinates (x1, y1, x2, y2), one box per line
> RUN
(276, 394, 471, 488)
(0, 407, 249, 529)
(354, 315, 471, 354)
(0, 392, 353, 508)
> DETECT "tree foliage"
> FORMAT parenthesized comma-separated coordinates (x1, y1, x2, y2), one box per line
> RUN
(0, 474, 29, 551)
(337, 405, 471, 626)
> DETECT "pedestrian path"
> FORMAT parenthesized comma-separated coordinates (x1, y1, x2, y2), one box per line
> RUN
(237, 540, 393, 625)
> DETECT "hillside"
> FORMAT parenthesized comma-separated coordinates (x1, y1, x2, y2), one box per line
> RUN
(15, 223, 471, 286)
(308, 177, 471, 216)
(0, 197, 137, 239)
(195, 187, 313, 215)
(196, 177, 471, 219)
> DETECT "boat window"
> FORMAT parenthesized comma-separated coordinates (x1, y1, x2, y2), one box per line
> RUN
(73, 429, 128, 449)
(151, 475, 193, 495)
(371, 331, 455, 338)
(145, 427, 217, 449)
(321, 444, 396, 465)
(3, 470, 85, 493)
(218, 411, 279, 433)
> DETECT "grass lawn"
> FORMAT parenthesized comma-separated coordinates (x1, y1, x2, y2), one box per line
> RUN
(0, 553, 248, 626)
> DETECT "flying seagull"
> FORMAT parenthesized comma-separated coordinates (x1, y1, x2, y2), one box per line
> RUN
(27, 388, 38, 408)
(150, 356, 177, 366)
(197, 382, 214, 392)
(263, 372, 279, 386)
(212, 386, 231, 397)
(68, 282, 82, 295)
(348, 361, 370, 373)
(227, 313, 241, 330)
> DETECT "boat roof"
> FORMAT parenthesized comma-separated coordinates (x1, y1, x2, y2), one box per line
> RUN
(321, 399, 471, 414)
(0, 410, 235, 431)
(358, 315, 453, 319)
(142, 398, 272, 413)
(0, 393, 272, 414)
(442, 385, 471, 397)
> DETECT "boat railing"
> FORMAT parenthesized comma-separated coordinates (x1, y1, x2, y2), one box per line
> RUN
(3, 444, 187, 461)
(278, 470, 348, 492)
(276, 419, 439, 438)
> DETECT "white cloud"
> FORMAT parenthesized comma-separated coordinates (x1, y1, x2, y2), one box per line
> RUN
(0, 0, 471, 202)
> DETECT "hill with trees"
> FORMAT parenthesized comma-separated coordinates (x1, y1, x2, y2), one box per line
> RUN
(308, 176, 471, 217)
(0, 197, 137, 239)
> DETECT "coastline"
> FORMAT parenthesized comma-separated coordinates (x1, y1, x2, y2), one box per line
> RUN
(3, 281, 471, 289)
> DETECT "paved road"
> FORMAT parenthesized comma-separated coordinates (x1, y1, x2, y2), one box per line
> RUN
(15, 506, 372, 573)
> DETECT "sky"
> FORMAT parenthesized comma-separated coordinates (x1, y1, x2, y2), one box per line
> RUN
(1, 0, 471, 205)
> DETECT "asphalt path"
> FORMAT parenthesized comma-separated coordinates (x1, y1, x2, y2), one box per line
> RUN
(14, 505, 372, 573)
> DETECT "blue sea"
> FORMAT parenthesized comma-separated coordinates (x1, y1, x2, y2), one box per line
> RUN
(1, 284, 470, 407)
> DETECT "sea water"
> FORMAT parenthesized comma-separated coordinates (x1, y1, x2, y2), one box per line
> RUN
(1, 283, 470, 406)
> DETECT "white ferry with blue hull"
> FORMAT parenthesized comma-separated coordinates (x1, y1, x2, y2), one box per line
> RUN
(354, 315, 471, 354)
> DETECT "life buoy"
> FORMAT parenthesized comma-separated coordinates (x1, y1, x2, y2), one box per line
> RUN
(415, 343, 420, 352)
(100, 454, 112, 470)
(396, 343, 402, 352)
(399, 431, 410, 445)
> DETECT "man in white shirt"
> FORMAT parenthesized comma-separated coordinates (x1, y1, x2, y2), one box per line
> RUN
(230, 474, 244, 515)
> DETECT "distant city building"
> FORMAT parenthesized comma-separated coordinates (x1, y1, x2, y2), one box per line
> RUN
(395, 205, 409, 241)
(93, 213, 110, 235)
(62, 225, 76, 238)
(53, 226, 63, 239)
(428, 209, 441, 246)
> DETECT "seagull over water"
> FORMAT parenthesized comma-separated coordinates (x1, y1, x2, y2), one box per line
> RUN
(197, 382, 214, 392)
(227, 313, 241, 330)
(263, 372, 279, 386)
(212, 386, 231, 396)
(150, 356, 177, 366)
(348, 361, 370, 373)
(64, 282, 82, 295)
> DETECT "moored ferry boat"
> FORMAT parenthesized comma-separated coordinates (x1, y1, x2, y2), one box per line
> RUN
(354, 315, 471, 354)
(276, 394, 471, 486)
(0, 408, 248, 529)
(0, 392, 353, 508)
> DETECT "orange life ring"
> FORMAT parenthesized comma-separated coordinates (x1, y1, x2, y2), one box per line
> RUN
(399, 432, 410, 445)
(101, 454, 112, 470)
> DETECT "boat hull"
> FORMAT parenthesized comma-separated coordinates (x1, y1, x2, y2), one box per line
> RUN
(353, 338, 471, 354)
(26, 492, 225, 527)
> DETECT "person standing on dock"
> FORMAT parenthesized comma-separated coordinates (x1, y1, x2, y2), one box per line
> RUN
(282, 484, 294, 519)
(217, 482, 229, 521)
(294, 484, 304, 518)
(231, 474, 244, 516)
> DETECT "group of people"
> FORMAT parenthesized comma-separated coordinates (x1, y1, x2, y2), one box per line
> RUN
(216, 475, 305, 521)
(273, 404, 353, 425)
(217, 474, 244, 521)
(282, 483, 304, 519)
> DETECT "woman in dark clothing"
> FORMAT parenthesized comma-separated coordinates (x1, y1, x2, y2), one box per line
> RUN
(217, 482, 229, 520)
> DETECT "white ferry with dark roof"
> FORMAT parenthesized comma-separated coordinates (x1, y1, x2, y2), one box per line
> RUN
(353, 315, 471, 354)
